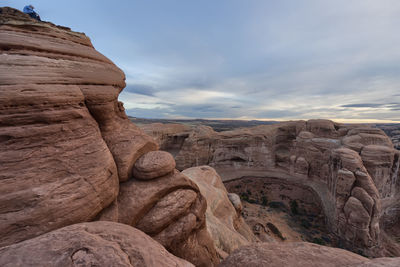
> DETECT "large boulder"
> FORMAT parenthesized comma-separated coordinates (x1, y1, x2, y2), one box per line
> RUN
(133, 151, 176, 180)
(0, 221, 193, 267)
(99, 153, 219, 266)
(182, 166, 257, 258)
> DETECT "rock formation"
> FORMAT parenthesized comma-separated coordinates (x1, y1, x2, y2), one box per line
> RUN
(2, 7, 399, 266)
(0, 7, 123, 247)
(0, 221, 194, 267)
(0, 7, 218, 266)
(99, 152, 218, 266)
(219, 242, 400, 267)
(181, 166, 257, 258)
(377, 123, 400, 150)
(141, 120, 400, 256)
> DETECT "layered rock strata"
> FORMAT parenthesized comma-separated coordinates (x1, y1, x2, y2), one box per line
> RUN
(0, 7, 218, 266)
(141, 120, 400, 256)
(181, 166, 257, 258)
(99, 151, 219, 266)
(0, 7, 123, 247)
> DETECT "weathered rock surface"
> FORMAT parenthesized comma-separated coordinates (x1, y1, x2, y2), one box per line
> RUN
(181, 166, 257, 258)
(99, 168, 219, 266)
(141, 120, 400, 256)
(377, 123, 400, 150)
(133, 151, 176, 180)
(219, 242, 376, 267)
(227, 193, 242, 213)
(0, 221, 193, 267)
(0, 7, 123, 247)
(1, 8, 218, 266)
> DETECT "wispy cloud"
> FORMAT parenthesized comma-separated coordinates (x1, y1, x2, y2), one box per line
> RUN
(116, 1, 400, 122)
(6, 0, 398, 122)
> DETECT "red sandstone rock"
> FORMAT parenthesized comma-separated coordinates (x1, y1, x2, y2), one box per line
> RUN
(0, 221, 193, 267)
(182, 166, 257, 258)
(0, 8, 217, 266)
(99, 170, 219, 266)
(133, 151, 176, 180)
(219, 242, 369, 267)
(0, 8, 121, 247)
(141, 119, 400, 256)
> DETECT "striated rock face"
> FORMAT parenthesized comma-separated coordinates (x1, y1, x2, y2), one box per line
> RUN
(0, 221, 194, 267)
(0, 7, 124, 247)
(219, 242, 400, 267)
(133, 150, 176, 180)
(181, 166, 257, 258)
(99, 155, 219, 266)
(141, 119, 400, 256)
(0, 7, 218, 266)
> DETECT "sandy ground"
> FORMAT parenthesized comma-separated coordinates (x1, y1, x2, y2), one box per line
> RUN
(241, 201, 338, 246)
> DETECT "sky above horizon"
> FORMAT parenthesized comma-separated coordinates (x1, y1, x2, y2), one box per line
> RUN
(5, 1, 400, 123)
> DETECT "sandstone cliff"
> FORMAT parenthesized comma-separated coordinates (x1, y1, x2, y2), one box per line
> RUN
(141, 119, 400, 256)
(2, 6, 399, 266)
(0, 7, 220, 266)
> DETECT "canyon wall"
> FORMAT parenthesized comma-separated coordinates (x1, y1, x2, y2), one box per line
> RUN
(141, 119, 400, 256)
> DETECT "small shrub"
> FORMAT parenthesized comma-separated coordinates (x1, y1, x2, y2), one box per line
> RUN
(248, 198, 258, 204)
(261, 196, 268, 206)
(300, 219, 311, 229)
(247, 189, 252, 195)
(356, 250, 367, 257)
(268, 201, 285, 209)
(312, 237, 325, 245)
(240, 192, 249, 201)
(290, 200, 299, 215)
(321, 236, 331, 243)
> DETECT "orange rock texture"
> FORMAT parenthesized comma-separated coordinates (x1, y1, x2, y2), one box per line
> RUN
(0, 7, 218, 266)
(141, 119, 400, 256)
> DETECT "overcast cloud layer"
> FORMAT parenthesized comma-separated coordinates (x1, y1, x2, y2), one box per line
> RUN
(6, 0, 400, 122)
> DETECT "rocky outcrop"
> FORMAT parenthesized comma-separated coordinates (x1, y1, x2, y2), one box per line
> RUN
(181, 166, 257, 258)
(141, 120, 400, 256)
(99, 153, 219, 266)
(0, 221, 193, 267)
(219, 242, 400, 267)
(0, 7, 123, 247)
(0, 7, 218, 266)
(133, 150, 176, 180)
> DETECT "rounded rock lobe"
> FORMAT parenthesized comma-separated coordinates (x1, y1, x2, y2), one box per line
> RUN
(133, 150, 176, 180)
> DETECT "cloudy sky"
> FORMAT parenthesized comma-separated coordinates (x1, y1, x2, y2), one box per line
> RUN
(5, 1, 400, 122)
